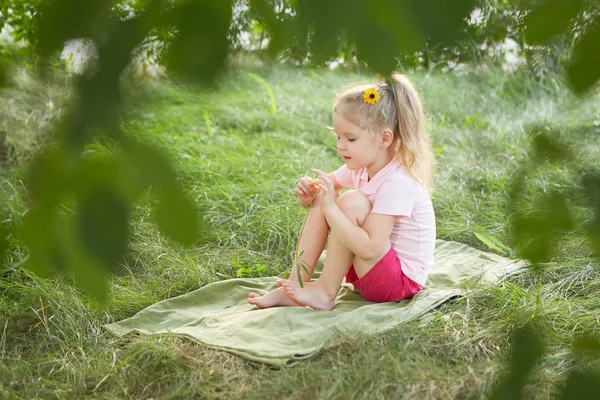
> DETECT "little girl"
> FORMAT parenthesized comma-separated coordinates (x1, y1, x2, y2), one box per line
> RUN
(248, 73, 436, 310)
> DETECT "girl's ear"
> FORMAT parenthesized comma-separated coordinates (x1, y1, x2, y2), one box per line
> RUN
(380, 129, 394, 149)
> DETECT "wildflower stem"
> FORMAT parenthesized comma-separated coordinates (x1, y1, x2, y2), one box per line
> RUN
(293, 197, 314, 288)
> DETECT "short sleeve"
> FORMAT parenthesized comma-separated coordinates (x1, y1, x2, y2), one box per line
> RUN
(371, 179, 416, 217)
(332, 165, 353, 189)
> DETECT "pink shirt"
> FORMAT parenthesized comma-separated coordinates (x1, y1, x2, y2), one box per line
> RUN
(333, 160, 436, 286)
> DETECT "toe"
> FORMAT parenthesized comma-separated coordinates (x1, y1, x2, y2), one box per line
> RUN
(248, 292, 259, 298)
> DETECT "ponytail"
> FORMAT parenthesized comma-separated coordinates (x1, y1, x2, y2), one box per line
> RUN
(389, 73, 435, 194)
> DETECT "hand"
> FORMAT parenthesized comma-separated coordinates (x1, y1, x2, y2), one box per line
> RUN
(296, 176, 321, 207)
(312, 169, 336, 208)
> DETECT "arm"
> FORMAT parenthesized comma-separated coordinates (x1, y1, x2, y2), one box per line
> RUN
(322, 203, 397, 260)
(312, 168, 397, 260)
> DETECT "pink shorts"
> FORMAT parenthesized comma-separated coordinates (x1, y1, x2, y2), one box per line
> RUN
(346, 247, 423, 303)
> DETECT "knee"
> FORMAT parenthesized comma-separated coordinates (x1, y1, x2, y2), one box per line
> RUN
(336, 190, 372, 225)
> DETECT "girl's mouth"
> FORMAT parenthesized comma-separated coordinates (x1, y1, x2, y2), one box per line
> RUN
(342, 156, 351, 160)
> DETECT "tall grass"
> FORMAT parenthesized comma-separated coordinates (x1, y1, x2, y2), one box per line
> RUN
(0, 65, 599, 399)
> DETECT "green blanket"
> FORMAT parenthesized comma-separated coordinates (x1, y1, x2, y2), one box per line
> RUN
(104, 240, 526, 366)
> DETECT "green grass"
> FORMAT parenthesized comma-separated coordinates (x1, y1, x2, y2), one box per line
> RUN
(1, 64, 600, 399)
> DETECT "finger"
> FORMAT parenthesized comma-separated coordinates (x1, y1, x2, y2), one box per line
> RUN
(309, 183, 322, 193)
(318, 184, 329, 193)
(313, 169, 327, 178)
(298, 182, 311, 193)
(313, 169, 332, 184)
(308, 179, 322, 189)
(299, 189, 312, 198)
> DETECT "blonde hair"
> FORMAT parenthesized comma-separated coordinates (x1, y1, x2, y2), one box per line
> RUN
(334, 72, 435, 194)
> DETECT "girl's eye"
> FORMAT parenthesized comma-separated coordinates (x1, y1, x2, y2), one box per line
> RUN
(348, 139, 356, 142)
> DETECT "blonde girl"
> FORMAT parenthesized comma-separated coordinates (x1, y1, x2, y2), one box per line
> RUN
(248, 73, 436, 310)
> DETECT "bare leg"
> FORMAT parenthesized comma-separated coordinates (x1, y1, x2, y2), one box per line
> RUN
(248, 195, 330, 308)
(281, 191, 376, 310)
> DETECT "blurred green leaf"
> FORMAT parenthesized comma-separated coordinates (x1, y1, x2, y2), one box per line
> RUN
(249, 0, 279, 29)
(0, 63, 7, 88)
(165, 0, 233, 84)
(154, 187, 200, 246)
(489, 326, 544, 400)
(122, 139, 176, 189)
(360, 0, 422, 74)
(295, 0, 424, 74)
(352, 7, 403, 74)
(21, 147, 69, 276)
(513, 192, 573, 264)
(124, 139, 201, 246)
(296, 0, 347, 63)
(35, 0, 111, 58)
(524, 0, 585, 45)
(572, 337, 600, 357)
(310, 24, 342, 64)
(531, 128, 569, 162)
(582, 172, 600, 255)
(567, 21, 600, 94)
(67, 14, 157, 145)
(295, 0, 475, 74)
(26, 147, 68, 209)
(409, 0, 476, 45)
(62, 215, 109, 303)
(21, 207, 64, 276)
(77, 187, 129, 269)
(559, 370, 600, 399)
(0, 224, 10, 266)
(22, 146, 135, 300)
(249, 0, 298, 57)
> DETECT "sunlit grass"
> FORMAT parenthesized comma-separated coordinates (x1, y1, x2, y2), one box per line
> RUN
(1, 65, 599, 398)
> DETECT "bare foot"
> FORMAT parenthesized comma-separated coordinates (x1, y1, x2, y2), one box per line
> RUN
(280, 279, 335, 311)
(248, 286, 303, 308)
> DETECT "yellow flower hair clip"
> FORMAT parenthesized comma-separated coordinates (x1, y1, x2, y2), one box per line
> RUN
(363, 88, 380, 105)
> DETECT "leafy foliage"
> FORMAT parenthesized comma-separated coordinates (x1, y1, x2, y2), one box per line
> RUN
(0, 0, 600, 394)
(490, 326, 600, 399)
(0, 63, 599, 399)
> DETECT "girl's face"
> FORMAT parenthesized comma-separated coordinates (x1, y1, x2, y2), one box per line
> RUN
(332, 108, 384, 171)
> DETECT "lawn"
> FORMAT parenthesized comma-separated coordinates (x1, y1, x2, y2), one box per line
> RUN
(1, 64, 599, 399)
